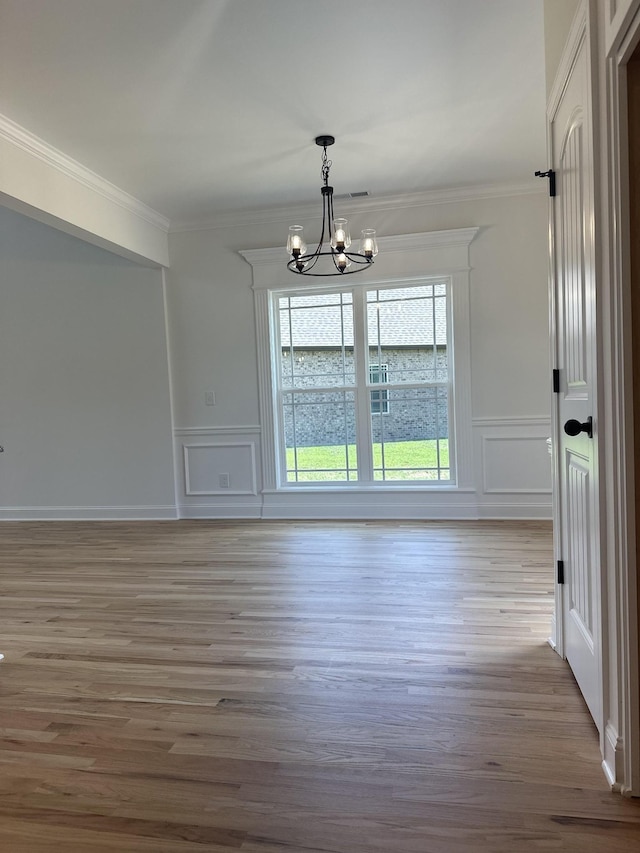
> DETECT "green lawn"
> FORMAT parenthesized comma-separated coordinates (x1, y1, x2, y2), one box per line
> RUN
(286, 439, 449, 482)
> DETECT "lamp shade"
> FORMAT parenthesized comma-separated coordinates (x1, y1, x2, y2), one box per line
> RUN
(360, 229, 378, 258)
(331, 218, 351, 251)
(287, 225, 306, 257)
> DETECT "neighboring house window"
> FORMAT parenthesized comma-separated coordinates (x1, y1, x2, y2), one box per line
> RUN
(275, 282, 450, 484)
(369, 363, 389, 414)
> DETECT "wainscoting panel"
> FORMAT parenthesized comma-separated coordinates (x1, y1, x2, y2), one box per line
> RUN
(174, 427, 262, 518)
(473, 417, 552, 518)
(184, 443, 257, 496)
(174, 420, 552, 520)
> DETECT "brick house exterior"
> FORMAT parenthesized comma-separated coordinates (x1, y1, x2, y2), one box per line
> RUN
(279, 288, 449, 448)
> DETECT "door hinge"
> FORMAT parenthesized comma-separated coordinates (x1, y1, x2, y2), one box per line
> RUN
(552, 368, 560, 393)
(535, 168, 556, 197)
(557, 559, 565, 585)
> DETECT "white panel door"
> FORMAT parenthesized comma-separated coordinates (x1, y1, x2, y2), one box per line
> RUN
(552, 27, 602, 729)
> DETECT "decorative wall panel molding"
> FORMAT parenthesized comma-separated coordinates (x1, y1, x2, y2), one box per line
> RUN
(174, 425, 261, 436)
(472, 416, 551, 428)
(473, 416, 552, 518)
(481, 436, 553, 494)
(183, 442, 257, 496)
(172, 420, 552, 520)
(174, 426, 262, 518)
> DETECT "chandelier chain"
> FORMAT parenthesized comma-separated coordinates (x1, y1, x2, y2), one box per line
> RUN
(321, 145, 332, 186)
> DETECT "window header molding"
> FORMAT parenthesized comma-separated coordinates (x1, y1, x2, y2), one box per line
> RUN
(241, 227, 480, 290)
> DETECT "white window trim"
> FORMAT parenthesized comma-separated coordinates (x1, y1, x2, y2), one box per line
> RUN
(241, 227, 479, 494)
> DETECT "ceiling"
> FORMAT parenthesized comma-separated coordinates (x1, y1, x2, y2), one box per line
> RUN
(0, 0, 547, 226)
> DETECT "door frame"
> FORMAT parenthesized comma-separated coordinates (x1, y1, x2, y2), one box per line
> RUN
(549, 0, 640, 795)
(547, 0, 640, 796)
(599, 0, 640, 797)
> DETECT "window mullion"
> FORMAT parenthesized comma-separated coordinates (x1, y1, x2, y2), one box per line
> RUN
(354, 287, 373, 483)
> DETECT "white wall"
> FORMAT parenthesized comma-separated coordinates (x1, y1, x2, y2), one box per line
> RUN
(166, 188, 552, 519)
(0, 187, 550, 522)
(0, 206, 176, 518)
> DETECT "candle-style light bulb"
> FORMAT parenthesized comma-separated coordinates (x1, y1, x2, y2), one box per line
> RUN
(337, 252, 351, 272)
(331, 218, 351, 251)
(359, 229, 378, 259)
(287, 225, 306, 258)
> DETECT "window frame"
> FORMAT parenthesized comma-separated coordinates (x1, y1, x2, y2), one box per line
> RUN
(273, 280, 453, 487)
(242, 227, 478, 498)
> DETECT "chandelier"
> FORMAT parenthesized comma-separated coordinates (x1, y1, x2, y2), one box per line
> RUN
(287, 135, 378, 276)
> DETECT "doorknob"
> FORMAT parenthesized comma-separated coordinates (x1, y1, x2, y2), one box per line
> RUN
(564, 416, 593, 438)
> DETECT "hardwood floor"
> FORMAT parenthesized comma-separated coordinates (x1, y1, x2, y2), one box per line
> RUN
(0, 519, 638, 851)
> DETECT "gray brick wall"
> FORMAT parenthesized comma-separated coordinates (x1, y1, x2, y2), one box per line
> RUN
(281, 347, 448, 447)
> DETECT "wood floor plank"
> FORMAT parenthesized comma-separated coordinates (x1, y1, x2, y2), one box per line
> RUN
(0, 519, 638, 851)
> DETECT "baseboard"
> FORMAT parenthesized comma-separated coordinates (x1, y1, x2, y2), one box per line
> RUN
(178, 503, 262, 519)
(177, 493, 552, 521)
(603, 721, 624, 791)
(0, 499, 552, 522)
(477, 501, 552, 519)
(0, 505, 178, 521)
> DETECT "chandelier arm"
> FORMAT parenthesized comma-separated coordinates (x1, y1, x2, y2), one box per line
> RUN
(315, 186, 329, 257)
(287, 254, 371, 276)
(328, 188, 335, 243)
(306, 252, 321, 272)
(327, 191, 344, 272)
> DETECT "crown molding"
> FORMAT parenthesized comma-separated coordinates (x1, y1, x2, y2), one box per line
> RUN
(241, 227, 480, 270)
(169, 180, 545, 234)
(0, 113, 170, 232)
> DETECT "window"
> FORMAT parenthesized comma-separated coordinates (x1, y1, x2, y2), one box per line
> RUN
(369, 364, 389, 414)
(243, 227, 477, 505)
(275, 281, 451, 484)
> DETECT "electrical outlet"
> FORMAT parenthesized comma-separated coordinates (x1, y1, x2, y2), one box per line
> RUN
(205, 391, 215, 406)
(219, 473, 230, 489)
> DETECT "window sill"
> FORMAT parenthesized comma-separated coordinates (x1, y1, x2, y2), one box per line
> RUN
(264, 483, 471, 494)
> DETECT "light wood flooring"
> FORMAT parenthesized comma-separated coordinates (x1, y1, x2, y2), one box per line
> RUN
(0, 519, 638, 852)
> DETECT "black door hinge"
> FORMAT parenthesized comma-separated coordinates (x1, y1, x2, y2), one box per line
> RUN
(557, 560, 565, 585)
(553, 368, 560, 393)
(535, 169, 556, 197)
